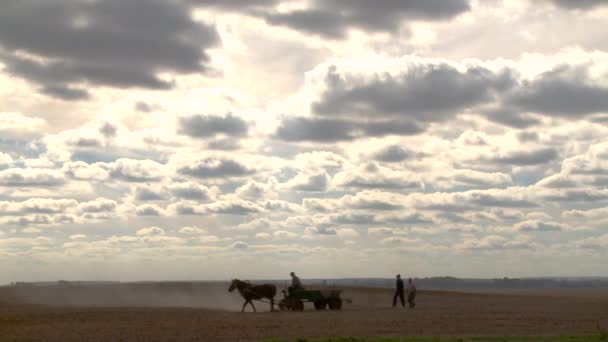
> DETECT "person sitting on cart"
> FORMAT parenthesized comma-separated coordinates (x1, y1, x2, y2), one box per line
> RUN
(288, 272, 303, 295)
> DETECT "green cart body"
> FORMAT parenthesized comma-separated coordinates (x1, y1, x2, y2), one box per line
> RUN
(278, 288, 343, 311)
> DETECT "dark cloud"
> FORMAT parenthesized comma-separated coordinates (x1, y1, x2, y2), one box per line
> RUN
(263, 10, 347, 39)
(549, 0, 608, 10)
(373, 145, 416, 163)
(41, 85, 90, 101)
(134, 101, 157, 113)
(260, 0, 471, 38)
(135, 187, 167, 201)
(0, 0, 218, 99)
(484, 109, 541, 128)
(507, 66, 608, 117)
(276, 117, 359, 142)
(136, 205, 163, 216)
(69, 137, 102, 148)
(170, 183, 213, 200)
(289, 173, 330, 192)
(178, 158, 254, 179)
(99, 122, 118, 138)
(275, 117, 422, 142)
(492, 148, 558, 166)
(517, 131, 539, 143)
(178, 114, 248, 138)
(313, 64, 515, 122)
(190, 0, 279, 10)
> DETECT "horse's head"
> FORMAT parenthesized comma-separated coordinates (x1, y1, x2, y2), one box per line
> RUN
(228, 279, 239, 292)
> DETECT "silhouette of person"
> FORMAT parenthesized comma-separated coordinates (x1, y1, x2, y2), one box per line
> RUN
(393, 274, 405, 307)
(288, 272, 303, 294)
(406, 278, 417, 308)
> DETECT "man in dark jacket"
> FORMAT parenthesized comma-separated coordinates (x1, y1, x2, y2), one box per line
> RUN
(392, 274, 405, 307)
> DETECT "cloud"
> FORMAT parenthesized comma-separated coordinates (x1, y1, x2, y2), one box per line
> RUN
(169, 182, 215, 201)
(178, 114, 249, 138)
(0, 198, 77, 215)
(136, 227, 166, 236)
(490, 148, 559, 166)
(79, 198, 117, 213)
(203, 200, 264, 215)
(306, 226, 337, 235)
(514, 220, 565, 232)
(447, 170, 513, 187)
(0, 153, 14, 168)
(170, 200, 264, 216)
(231, 241, 249, 249)
(109, 159, 165, 182)
(235, 180, 275, 200)
(0, 0, 219, 99)
(63, 162, 110, 181)
(457, 235, 534, 250)
(190, 0, 279, 10)
(135, 204, 165, 216)
(0, 168, 65, 187)
(373, 145, 417, 163)
(0, 113, 46, 139)
(548, 0, 608, 10)
(283, 172, 330, 192)
(274, 117, 422, 142)
(260, 0, 471, 38)
(506, 66, 608, 117)
(40, 85, 90, 101)
(178, 158, 255, 179)
(333, 163, 422, 190)
(178, 226, 206, 235)
(313, 63, 514, 122)
(134, 185, 167, 201)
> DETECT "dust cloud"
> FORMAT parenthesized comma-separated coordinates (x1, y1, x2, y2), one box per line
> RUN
(0, 282, 283, 312)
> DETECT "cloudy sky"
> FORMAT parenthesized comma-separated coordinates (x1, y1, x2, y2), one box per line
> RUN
(1, 0, 608, 283)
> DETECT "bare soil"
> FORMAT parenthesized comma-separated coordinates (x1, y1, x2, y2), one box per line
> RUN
(1, 284, 607, 341)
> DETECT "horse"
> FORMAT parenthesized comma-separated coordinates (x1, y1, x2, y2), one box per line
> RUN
(228, 279, 276, 312)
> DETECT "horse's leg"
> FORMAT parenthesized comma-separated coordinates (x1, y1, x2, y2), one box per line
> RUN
(241, 300, 248, 312)
(250, 300, 256, 312)
(270, 298, 275, 312)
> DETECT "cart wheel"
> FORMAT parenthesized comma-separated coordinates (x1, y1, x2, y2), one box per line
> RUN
(328, 297, 342, 310)
(292, 300, 304, 311)
(314, 299, 326, 310)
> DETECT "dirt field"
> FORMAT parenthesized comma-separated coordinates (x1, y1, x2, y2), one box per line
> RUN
(1, 283, 607, 341)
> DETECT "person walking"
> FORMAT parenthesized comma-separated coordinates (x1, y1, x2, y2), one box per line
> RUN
(393, 274, 405, 307)
(406, 278, 417, 308)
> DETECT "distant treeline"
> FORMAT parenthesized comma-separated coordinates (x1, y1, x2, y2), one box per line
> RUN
(6, 277, 608, 290)
(302, 277, 608, 290)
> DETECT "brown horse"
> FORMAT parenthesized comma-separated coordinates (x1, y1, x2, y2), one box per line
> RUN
(228, 279, 276, 312)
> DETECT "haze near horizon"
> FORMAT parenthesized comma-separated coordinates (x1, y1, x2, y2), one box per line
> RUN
(1, 0, 608, 283)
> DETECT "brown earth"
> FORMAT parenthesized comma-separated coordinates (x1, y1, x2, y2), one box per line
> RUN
(1, 283, 607, 341)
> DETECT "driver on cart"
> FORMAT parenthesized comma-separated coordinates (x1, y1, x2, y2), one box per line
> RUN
(288, 272, 303, 295)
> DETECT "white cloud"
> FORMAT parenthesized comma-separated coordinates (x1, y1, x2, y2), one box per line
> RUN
(136, 227, 166, 236)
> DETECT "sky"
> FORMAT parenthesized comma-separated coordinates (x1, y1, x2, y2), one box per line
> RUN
(1, 0, 608, 283)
